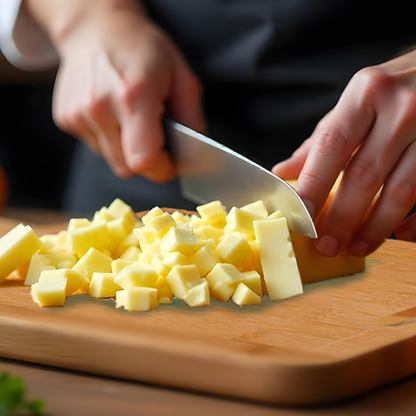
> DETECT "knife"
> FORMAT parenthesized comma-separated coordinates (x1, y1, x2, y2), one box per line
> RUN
(167, 121, 317, 238)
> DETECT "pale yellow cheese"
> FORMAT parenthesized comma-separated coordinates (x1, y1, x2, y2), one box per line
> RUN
(225, 207, 264, 239)
(161, 252, 190, 272)
(211, 281, 235, 302)
(108, 198, 138, 228)
(112, 231, 140, 258)
(205, 263, 244, 290)
(193, 225, 223, 245)
(93, 206, 115, 223)
(196, 201, 227, 228)
(151, 255, 169, 277)
(241, 270, 262, 296)
(268, 210, 284, 220)
(133, 227, 155, 251)
(31, 280, 66, 307)
(24, 255, 55, 286)
(106, 218, 132, 252)
(216, 232, 253, 267)
(142, 206, 164, 225)
(232, 282, 262, 306)
(89, 272, 122, 298)
(119, 246, 142, 261)
(166, 264, 202, 299)
(114, 265, 158, 289)
(146, 212, 176, 238)
(154, 275, 174, 301)
(0, 223, 42, 284)
(240, 200, 268, 217)
(111, 259, 133, 276)
(72, 248, 113, 281)
(67, 221, 110, 258)
(191, 246, 220, 277)
(183, 281, 210, 307)
(39, 268, 88, 296)
(124, 287, 158, 312)
(171, 210, 190, 224)
(254, 218, 303, 300)
(160, 225, 196, 256)
(115, 289, 125, 308)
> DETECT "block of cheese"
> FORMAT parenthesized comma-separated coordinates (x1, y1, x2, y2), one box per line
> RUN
(241, 270, 262, 296)
(39, 268, 88, 296)
(205, 263, 244, 290)
(24, 255, 55, 286)
(89, 272, 122, 298)
(183, 281, 210, 307)
(160, 225, 196, 255)
(106, 218, 132, 252)
(146, 213, 176, 238)
(191, 246, 220, 277)
(196, 200, 227, 228)
(216, 232, 253, 267)
(211, 281, 235, 302)
(114, 265, 158, 289)
(107, 198, 138, 228)
(232, 282, 262, 306)
(240, 200, 268, 217)
(226, 207, 264, 240)
(31, 279, 66, 307)
(0, 224, 42, 284)
(142, 206, 164, 225)
(72, 248, 113, 281)
(124, 287, 158, 312)
(287, 178, 366, 284)
(154, 275, 174, 302)
(254, 218, 303, 300)
(111, 259, 133, 276)
(166, 264, 202, 299)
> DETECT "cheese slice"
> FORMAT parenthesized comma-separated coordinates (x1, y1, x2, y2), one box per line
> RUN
(254, 218, 303, 300)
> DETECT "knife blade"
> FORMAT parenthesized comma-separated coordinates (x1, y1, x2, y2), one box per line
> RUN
(167, 121, 317, 238)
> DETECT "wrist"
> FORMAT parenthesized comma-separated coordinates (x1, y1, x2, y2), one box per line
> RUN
(24, 0, 148, 52)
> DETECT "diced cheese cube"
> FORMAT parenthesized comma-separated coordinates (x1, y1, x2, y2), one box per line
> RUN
(160, 225, 196, 256)
(24, 255, 55, 286)
(166, 264, 202, 299)
(67, 218, 91, 231)
(43, 252, 77, 269)
(89, 272, 122, 298)
(189, 214, 205, 229)
(232, 283, 262, 306)
(72, 248, 113, 281)
(97, 247, 112, 258)
(133, 227, 155, 251)
(154, 275, 174, 301)
(120, 246, 142, 261)
(196, 201, 227, 228)
(205, 263, 244, 290)
(193, 225, 223, 245)
(211, 281, 235, 302)
(124, 287, 158, 312)
(146, 241, 161, 257)
(114, 266, 158, 289)
(142, 206, 164, 225)
(151, 255, 169, 277)
(146, 213, 176, 238)
(31, 280, 66, 307)
(161, 252, 190, 272)
(254, 218, 303, 300)
(0, 224, 42, 284)
(183, 281, 210, 307)
(241, 270, 263, 296)
(171, 211, 190, 224)
(191, 246, 220, 277)
(216, 233, 253, 267)
(106, 218, 133, 251)
(226, 207, 264, 240)
(39, 268, 88, 296)
(113, 232, 140, 259)
(93, 207, 115, 223)
(108, 198, 138, 227)
(67, 221, 110, 258)
(240, 200, 268, 217)
(111, 259, 133, 276)
(268, 210, 284, 220)
(115, 289, 125, 308)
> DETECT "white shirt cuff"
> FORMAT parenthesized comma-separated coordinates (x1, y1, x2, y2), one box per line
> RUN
(0, 0, 59, 70)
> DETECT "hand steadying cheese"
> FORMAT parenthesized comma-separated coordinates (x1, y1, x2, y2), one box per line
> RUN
(273, 51, 416, 258)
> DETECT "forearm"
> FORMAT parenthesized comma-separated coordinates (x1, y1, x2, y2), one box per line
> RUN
(24, 0, 147, 51)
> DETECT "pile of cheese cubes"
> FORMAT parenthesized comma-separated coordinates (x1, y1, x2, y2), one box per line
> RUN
(0, 198, 303, 312)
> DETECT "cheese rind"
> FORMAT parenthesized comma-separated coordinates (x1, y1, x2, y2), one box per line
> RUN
(0, 224, 42, 284)
(254, 218, 303, 300)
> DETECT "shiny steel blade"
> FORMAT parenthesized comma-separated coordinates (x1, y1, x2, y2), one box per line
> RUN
(167, 121, 317, 238)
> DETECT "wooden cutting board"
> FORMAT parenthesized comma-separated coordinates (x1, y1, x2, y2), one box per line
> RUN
(0, 218, 416, 405)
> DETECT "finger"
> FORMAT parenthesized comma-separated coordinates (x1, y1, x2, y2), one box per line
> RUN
(117, 86, 175, 182)
(272, 138, 313, 180)
(349, 140, 416, 256)
(85, 99, 133, 178)
(295, 69, 379, 220)
(396, 212, 416, 242)
(170, 60, 207, 134)
(317, 89, 416, 257)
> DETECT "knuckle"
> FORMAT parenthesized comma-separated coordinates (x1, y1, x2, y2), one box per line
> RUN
(314, 124, 350, 154)
(345, 157, 379, 192)
(353, 67, 391, 95)
(299, 171, 329, 194)
(388, 179, 416, 207)
(83, 96, 108, 123)
(118, 77, 148, 111)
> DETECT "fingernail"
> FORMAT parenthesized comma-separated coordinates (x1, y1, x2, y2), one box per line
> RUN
(303, 199, 315, 219)
(398, 230, 415, 242)
(316, 235, 339, 257)
(349, 238, 370, 257)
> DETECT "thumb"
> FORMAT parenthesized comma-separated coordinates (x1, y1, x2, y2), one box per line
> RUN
(272, 138, 313, 180)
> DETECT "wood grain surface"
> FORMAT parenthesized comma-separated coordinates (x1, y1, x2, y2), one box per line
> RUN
(0, 218, 416, 405)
